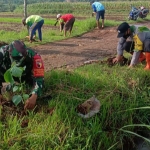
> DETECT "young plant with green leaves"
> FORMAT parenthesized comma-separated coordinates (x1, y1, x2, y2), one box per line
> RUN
(4, 62, 29, 106)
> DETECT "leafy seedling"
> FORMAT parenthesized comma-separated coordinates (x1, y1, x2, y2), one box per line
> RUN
(4, 62, 29, 106)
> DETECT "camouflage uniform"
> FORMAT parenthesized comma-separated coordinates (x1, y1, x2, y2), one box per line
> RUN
(0, 40, 44, 96)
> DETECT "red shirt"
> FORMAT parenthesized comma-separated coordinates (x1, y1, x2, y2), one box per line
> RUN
(60, 14, 74, 22)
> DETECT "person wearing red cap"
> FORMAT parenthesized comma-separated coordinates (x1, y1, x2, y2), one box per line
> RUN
(0, 40, 44, 110)
(113, 22, 150, 70)
(56, 14, 75, 37)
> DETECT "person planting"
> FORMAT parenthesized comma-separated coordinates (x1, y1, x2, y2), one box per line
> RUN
(56, 14, 75, 37)
(90, 0, 105, 29)
(22, 15, 44, 43)
(0, 40, 44, 110)
(113, 22, 150, 70)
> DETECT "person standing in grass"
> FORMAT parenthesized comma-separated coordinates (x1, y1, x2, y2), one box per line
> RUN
(0, 40, 44, 110)
(90, 0, 105, 29)
(56, 14, 75, 37)
(113, 22, 150, 70)
(22, 15, 44, 43)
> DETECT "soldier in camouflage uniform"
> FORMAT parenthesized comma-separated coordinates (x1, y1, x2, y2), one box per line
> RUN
(0, 40, 44, 110)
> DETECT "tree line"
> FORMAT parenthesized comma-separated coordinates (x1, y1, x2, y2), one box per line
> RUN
(0, 0, 139, 5)
(0, 0, 145, 12)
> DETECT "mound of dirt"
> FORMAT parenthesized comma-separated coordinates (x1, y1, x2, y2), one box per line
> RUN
(106, 56, 130, 66)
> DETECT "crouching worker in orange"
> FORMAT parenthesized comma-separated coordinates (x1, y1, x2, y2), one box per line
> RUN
(0, 40, 44, 110)
(113, 22, 150, 70)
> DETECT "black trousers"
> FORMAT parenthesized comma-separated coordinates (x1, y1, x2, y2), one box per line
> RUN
(123, 40, 150, 53)
(123, 41, 134, 53)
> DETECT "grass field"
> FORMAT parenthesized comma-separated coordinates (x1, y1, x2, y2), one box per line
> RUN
(1, 62, 150, 149)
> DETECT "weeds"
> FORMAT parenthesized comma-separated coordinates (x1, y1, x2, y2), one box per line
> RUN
(1, 62, 150, 149)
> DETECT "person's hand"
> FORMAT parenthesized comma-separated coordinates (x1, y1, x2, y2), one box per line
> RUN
(128, 65, 134, 68)
(112, 56, 123, 64)
(24, 94, 37, 110)
(112, 57, 119, 64)
(26, 36, 30, 39)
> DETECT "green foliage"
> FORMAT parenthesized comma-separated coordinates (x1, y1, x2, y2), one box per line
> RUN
(4, 62, 29, 106)
(1, 1, 150, 16)
(1, 63, 150, 149)
(13, 1, 150, 16)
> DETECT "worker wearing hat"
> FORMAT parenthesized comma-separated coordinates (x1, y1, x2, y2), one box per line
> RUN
(22, 15, 44, 43)
(113, 22, 150, 70)
(56, 13, 75, 37)
(0, 40, 44, 110)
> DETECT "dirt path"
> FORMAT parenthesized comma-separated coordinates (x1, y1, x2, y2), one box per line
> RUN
(34, 21, 150, 72)
(34, 26, 118, 72)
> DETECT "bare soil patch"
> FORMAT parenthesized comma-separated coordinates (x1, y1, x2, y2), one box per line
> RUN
(33, 21, 150, 72)
(35, 26, 118, 71)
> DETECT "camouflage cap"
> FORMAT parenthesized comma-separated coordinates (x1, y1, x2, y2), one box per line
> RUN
(9, 40, 27, 57)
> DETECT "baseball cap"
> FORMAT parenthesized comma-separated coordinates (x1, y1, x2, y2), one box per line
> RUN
(56, 14, 61, 19)
(117, 22, 130, 38)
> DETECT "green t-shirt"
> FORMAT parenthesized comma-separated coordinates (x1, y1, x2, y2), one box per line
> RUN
(26, 15, 43, 27)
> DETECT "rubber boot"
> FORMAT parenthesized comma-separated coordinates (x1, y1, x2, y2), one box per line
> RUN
(144, 53, 150, 70)
(139, 52, 146, 62)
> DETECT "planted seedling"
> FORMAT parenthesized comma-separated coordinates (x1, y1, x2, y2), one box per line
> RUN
(4, 62, 29, 106)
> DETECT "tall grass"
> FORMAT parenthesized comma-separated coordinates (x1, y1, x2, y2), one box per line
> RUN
(1, 63, 150, 149)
